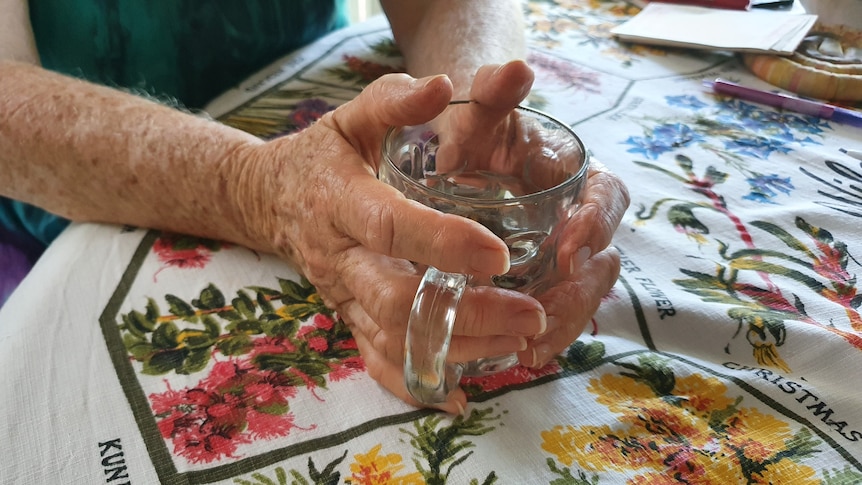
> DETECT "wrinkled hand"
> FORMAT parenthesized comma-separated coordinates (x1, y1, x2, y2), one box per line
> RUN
(423, 61, 631, 377)
(231, 68, 547, 413)
(232, 60, 629, 413)
(517, 157, 628, 370)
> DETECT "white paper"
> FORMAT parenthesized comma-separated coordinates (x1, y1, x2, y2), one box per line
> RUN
(611, 3, 818, 55)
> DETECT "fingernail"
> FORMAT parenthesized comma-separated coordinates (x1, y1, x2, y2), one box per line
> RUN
(471, 247, 510, 275)
(421, 74, 450, 89)
(490, 336, 529, 355)
(543, 315, 562, 336)
(455, 400, 466, 417)
(537, 312, 548, 336)
(509, 309, 546, 336)
(570, 246, 591, 275)
(532, 343, 556, 369)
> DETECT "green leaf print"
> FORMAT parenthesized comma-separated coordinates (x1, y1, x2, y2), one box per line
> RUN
(402, 407, 502, 485)
(822, 466, 862, 485)
(546, 458, 600, 485)
(233, 451, 347, 485)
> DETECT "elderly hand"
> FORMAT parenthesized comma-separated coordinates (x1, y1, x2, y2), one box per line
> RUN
(231, 61, 628, 413)
(517, 158, 627, 370)
(229, 70, 547, 413)
(419, 61, 631, 376)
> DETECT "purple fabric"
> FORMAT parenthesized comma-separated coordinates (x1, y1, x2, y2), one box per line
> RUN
(0, 226, 42, 307)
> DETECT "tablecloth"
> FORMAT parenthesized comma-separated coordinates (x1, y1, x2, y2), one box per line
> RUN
(3, 1, 862, 483)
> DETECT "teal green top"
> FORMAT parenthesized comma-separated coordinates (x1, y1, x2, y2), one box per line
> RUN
(29, 0, 348, 109)
(4, 0, 347, 248)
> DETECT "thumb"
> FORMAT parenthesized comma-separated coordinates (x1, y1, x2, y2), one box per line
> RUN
(327, 73, 454, 164)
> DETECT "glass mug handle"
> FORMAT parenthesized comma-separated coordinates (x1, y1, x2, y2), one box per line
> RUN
(404, 266, 468, 405)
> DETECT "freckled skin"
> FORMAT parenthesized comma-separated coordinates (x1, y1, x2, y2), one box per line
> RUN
(0, 0, 629, 413)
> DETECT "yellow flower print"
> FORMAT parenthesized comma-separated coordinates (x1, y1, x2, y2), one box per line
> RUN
(590, 373, 653, 405)
(540, 356, 820, 483)
(541, 424, 609, 470)
(723, 408, 795, 461)
(347, 444, 423, 485)
(754, 458, 819, 485)
(673, 374, 736, 414)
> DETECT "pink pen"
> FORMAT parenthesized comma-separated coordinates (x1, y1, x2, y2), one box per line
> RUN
(704, 78, 862, 128)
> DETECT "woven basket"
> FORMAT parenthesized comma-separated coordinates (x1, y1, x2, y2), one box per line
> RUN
(743, 24, 862, 102)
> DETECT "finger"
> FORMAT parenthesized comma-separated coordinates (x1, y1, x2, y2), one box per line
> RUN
(328, 73, 454, 165)
(454, 285, 546, 337)
(448, 334, 527, 363)
(519, 246, 621, 368)
(434, 61, 535, 173)
(341, 288, 527, 375)
(469, 60, 535, 110)
(557, 160, 630, 275)
(332, 176, 511, 276)
(430, 61, 536, 174)
(349, 316, 467, 414)
(338, 297, 405, 370)
(334, 245, 545, 339)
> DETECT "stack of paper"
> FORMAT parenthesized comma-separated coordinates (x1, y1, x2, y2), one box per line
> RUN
(611, 3, 818, 55)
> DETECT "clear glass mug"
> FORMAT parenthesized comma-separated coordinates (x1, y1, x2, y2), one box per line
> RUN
(379, 101, 589, 405)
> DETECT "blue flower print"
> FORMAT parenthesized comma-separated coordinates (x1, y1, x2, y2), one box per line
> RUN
(624, 135, 673, 159)
(666, 95, 708, 111)
(743, 173, 794, 203)
(624, 123, 705, 159)
(758, 110, 828, 136)
(723, 136, 793, 159)
(652, 123, 705, 146)
(716, 98, 761, 120)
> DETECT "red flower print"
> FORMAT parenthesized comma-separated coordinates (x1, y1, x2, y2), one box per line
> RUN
(150, 360, 305, 464)
(288, 99, 336, 131)
(343, 55, 402, 81)
(296, 325, 316, 339)
(313, 313, 335, 331)
(246, 410, 314, 440)
(334, 339, 358, 351)
(151, 233, 229, 281)
(205, 360, 240, 386)
(307, 336, 329, 352)
(249, 336, 297, 358)
(328, 356, 365, 382)
(462, 361, 562, 396)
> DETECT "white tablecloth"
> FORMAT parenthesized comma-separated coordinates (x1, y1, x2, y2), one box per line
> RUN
(3, 3, 862, 483)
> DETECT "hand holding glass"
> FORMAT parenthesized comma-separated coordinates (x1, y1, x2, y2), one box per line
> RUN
(379, 101, 589, 405)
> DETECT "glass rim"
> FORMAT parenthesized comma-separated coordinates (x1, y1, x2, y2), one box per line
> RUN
(382, 101, 590, 207)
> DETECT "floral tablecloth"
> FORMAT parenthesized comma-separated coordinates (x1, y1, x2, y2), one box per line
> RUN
(3, 2, 862, 484)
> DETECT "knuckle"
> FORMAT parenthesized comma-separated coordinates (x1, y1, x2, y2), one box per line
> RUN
(455, 298, 487, 336)
(366, 280, 402, 331)
(364, 201, 397, 256)
(364, 358, 387, 385)
(422, 211, 461, 263)
(372, 328, 403, 364)
(585, 169, 630, 215)
(304, 250, 332, 281)
(597, 248, 623, 293)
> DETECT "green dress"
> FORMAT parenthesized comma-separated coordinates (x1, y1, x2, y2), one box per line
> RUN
(2, 0, 347, 248)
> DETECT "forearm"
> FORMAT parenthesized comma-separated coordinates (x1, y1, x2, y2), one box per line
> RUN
(0, 60, 264, 249)
(381, 0, 526, 98)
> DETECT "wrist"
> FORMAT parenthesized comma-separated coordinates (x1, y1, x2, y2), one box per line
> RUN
(216, 136, 276, 254)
